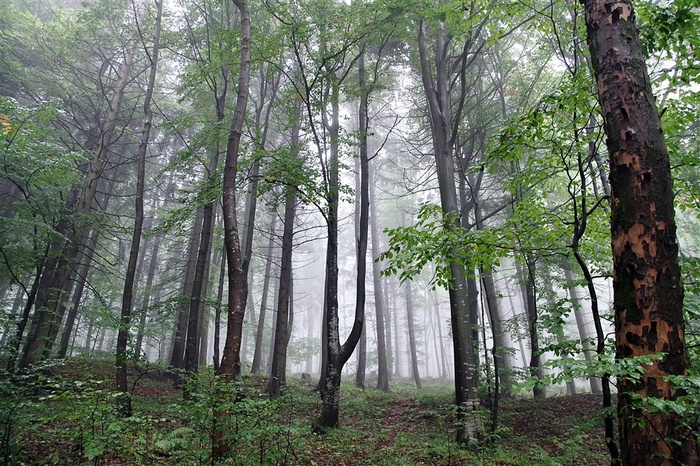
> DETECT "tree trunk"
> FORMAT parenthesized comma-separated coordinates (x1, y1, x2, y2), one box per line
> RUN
(184, 168, 219, 380)
(170, 207, 203, 370)
(405, 281, 422, 389)
(369, 167, 389, 392)
(135, 237, 160, 361)
(213, 237, 226, 372)
(116, 3, 161, 416)
(251, 211, 277, 374)
(58, 229, 99, 358)
(218, 0, 250, 381)
(480, 269, 513, 396)
(318, 66, 364, 429)
(417, 20, 480, 442)
(562, 265, 602, 393)
(583, 0, 697, 462)
(268, 189, 296, 398)
(21, 46, 135, 370)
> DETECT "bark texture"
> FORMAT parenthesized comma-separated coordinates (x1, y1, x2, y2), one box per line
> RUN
(218, 0, 250, 381)
(582, 0, 697, 463)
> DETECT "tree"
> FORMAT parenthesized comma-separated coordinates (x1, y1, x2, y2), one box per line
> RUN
(218, 0, 251, 380)
(582, 0, 698, 463)
(115, 0, 162, 417)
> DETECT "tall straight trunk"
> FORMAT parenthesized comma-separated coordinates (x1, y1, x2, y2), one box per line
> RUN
(562, 265, 601, 393)
(480, 269, 513, 396)
(429, 290, 449, 379)
(184, 57, 228, 377)
(268, 189, 297, 398)
(405, 281, 421, 389)
(266, 278, 280, 375)
(417, 20, 480, 442)
(197, 263, 213, 368)
(241, 64, 280, 319)
(213, 239, 226, 372)
(58, 228, 99, 358)
(392, 284, 401, 378)
(135, 238, 160, 361)
(218, 0, 251, 380)
(267, 109, 301, 394)
(170, 207, 203, 369)
(369, 167, 389, 392)
(184, 177, 219, 379)
(583, 1, 697, 462)
(353, 49, 370, 389)
(116, 3, 161, 416)
(520, 257, 544, 399)
(251, 211, 277, 374)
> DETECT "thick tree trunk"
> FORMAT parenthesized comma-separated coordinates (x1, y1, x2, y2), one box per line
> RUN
(318, 68, 364, 429)
(582, 0, 697, 462)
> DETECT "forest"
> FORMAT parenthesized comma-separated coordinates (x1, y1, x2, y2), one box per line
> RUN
(0, 0, 699, 464)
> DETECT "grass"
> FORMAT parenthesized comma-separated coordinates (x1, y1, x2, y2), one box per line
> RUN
(1, 357, 611, 465)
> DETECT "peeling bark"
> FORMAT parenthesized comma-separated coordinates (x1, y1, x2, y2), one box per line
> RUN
(582, 0, 697, 462)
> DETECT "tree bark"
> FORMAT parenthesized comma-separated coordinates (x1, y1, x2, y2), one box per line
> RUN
(218, 0, 250, 381)
(405, 281, 422, 389)
(417, 19, 480, 442)
(251, 211, 277, 374)
(369, 167, 389, 392)
(116, 1, 161, 416)
(268, 190, 296, 398)
(582, 0, 697, 462)
(170, 207, 203, 370)
(58, 229, 98, 359)
(562, 264, 602, 394)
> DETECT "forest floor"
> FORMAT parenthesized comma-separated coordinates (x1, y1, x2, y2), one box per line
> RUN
(2, 357, 612, 465)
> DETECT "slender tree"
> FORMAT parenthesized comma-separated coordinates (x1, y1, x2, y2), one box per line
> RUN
(218, 0, 251, 380)
(116, 0, 162, 416)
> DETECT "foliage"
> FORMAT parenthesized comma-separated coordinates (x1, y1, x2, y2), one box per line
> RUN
(380, 203, 502, 289)
(0, 97, 84, 284)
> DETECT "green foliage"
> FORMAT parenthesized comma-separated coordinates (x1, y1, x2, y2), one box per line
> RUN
(0, 97, 84, 283)
(176, 374, 303, 465)
(287, 337, 320, 366)
(0, 371, 40, 464)
(380, 203, 502, 288)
